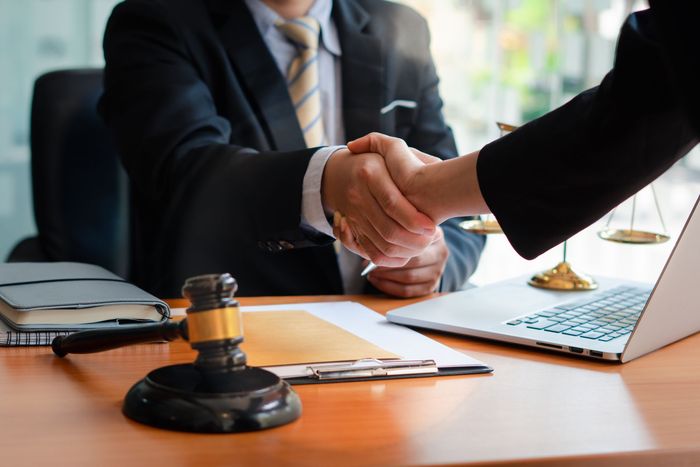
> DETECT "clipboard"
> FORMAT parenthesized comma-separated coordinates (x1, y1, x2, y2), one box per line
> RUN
(237, 302, 493, 384)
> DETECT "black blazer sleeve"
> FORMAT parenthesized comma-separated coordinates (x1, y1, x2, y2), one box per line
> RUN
(402, 12, 485, 291)
(477, 8, 698, 260)
(99, 0, 330, 251)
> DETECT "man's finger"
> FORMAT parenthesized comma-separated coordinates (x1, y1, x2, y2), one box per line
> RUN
(333, 214, 368, 259)
(359, 189, 434, 255)
(367, 275, 438, 298)
(347, 132, 393, 155)
(354, 233, 410, 267)
(368, 264, 442, 285)
(346, 197, 419, 260)
(345, 217, 410, 266)
(349, 134, 425, 173)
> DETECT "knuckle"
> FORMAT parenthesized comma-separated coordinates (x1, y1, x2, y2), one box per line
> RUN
(380, 244, 395, 257)
(404, 270, 419, 283)
(420, 235, 434, 249)
(380, 224, 402, 243)
(387, 257, 409, 268)
(382, 243, 407, 259)
(406, 235, 431, 252)
(436, 243, 449, 261)
(369, 252, 389, 266)
(346, 187, 363, 207)
(389, 138, 406, 150)
(381, 192, 400, 214)
(440, 248, 449, 262)
(355, 161, 373, 181)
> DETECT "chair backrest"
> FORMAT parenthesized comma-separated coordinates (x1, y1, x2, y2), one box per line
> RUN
(30, 69, 129, 276)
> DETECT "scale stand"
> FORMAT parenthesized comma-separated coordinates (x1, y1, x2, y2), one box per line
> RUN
(528, 241, 597, 291)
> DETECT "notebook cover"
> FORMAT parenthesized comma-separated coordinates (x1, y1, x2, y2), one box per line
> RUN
(0, 262, 169, 320)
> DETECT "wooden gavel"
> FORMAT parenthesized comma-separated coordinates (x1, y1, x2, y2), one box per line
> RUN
(52, 273, 301, 433)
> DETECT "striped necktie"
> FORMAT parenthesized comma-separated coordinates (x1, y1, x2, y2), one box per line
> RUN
(276, 17, 325, 147)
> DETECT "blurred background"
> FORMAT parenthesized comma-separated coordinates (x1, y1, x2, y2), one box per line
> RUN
(1, 0, 699, 287)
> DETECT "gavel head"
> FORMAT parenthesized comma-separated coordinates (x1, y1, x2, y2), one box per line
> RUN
(181, 273, 247, 371)
(182, 273, 238, 311)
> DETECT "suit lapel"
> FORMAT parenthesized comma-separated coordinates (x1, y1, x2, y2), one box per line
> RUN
(333, 0, 385, 141)
(206, 0, 306, 150)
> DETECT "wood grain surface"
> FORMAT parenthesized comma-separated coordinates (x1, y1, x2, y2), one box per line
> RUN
(1, 293, 699, 466)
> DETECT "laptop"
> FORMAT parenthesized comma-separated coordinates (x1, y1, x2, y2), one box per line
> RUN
(387, 195, 700, 362)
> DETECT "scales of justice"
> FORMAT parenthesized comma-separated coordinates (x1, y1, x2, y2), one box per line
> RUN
(459, 122, 670, 291)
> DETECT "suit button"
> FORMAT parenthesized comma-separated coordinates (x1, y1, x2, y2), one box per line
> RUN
(279, 240, 294, 250)
(257, 241, 276, 252)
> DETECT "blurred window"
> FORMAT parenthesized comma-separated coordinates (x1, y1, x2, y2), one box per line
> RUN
(401, 0, 700, 285)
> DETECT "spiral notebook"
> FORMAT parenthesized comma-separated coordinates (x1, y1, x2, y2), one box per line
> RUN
(0, 319, 71, 346)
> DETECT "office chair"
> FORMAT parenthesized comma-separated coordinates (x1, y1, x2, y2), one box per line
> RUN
(6, 69, 130, 277)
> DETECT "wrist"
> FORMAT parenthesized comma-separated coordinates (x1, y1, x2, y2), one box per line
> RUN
(405, 164, 439, 222)
(321, 148, 347, 213)
(425, 151, 486, 221)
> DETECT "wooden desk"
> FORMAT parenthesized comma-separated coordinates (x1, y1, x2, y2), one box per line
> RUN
(1, 294, 699, 466)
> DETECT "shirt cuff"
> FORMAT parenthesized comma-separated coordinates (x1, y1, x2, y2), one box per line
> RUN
(301, 145, 346, 237)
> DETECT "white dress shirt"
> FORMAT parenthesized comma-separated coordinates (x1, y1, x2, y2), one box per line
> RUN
(244, 0, 365, 293)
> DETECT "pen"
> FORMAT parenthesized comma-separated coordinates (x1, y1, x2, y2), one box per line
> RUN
(361, 262, 378, 277)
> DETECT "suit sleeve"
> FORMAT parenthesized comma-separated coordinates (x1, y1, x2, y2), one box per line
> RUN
(477, 9, 698, 260)
(405, 15, 486, 292)
(99, 1, 331, 250)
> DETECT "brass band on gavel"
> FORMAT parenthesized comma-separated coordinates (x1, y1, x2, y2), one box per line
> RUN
(186, 306, 243, 344)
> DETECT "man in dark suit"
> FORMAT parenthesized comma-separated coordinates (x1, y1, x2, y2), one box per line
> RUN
(99, 0, 485, 297)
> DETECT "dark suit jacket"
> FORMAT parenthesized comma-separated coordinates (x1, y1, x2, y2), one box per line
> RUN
(478, 5, 699, 260)
(99, 0, 485, 297)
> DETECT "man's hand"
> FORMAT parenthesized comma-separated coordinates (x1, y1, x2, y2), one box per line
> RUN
(366, 227, 448, 297)
(347, 133, 440, 221)
(321, 148, 436, 267)
(347, 132, 488, 223)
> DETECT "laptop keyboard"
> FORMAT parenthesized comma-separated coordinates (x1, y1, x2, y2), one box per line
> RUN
(506, 286, 651, 342)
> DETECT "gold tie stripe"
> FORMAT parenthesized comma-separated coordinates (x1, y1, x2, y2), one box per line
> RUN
(276, 17, 325, 147)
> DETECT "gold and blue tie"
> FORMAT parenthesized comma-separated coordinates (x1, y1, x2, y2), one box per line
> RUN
(276, 17, 325, 147)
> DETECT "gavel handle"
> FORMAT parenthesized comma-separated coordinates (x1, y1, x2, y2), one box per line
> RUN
(52, 320, 186, 357)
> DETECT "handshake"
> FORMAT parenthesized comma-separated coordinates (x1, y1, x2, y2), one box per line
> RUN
(321, 132, 489, 296)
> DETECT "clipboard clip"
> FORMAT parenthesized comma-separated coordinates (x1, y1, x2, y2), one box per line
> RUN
(307, 358, 438, 380)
